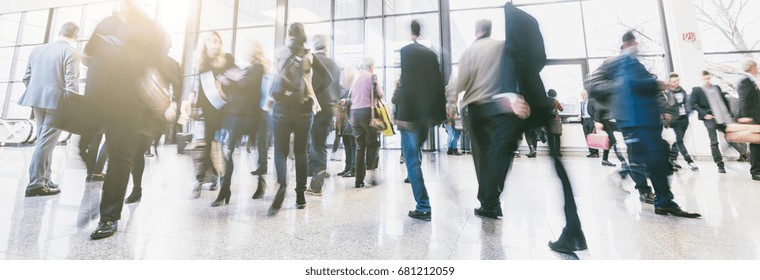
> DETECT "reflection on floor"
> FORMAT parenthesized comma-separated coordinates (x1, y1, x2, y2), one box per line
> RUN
(0, 144, 759, 260)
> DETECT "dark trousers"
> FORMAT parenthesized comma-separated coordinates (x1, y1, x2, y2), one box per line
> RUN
(466, 107, 523, 211)
(250, 114, 270, 170)
(99, 121, 139, 222)
(80, 131, 104, 175)
(130, 134, 154, 191)
(221, 114, 257, 191)
(273, 104, 313, 191)
(751, 144, 760, 176)
(704, 119, 750, 163)
(547, 133, 561, 157)
(581, 118, 597, 154)
(309, 110, 334, 175)
(94, 141, 109, 174)
(621, 126, 679, 209)
(668, 117, 694, 163)
(601, 119, 626, 162)
(341, 134, 356, 172)
(524, 128, 538, 150)
(196, 105, 223, 180)
(352, 108, 380, 184)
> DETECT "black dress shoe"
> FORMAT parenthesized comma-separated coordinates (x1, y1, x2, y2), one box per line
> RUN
(639, 192, 655, 204)
(654, 207, 701, 218)
(408, 210, 432, 221)
(601, 160, 617, 167)
(548, 228, 588, 254)
(752, 174, 760, 181)
(342, 171, 355, 178)
(527, 151, 537, 158)
(90, 221, 118, 240)
(25, 186, 61, 197)
(355, 182, 365, 188)
(474, 207, 502, 219)
(124, 191, 142, 204)
(337, 170, 349, 176)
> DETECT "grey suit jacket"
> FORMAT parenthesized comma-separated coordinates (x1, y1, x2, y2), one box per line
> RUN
(18, 40, 80, 110)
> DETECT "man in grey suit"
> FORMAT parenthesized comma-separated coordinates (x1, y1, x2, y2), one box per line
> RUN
(18, 22, 80, 197)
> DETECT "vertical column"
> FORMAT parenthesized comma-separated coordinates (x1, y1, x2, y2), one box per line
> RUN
(180, 0, 202, 98)
(662, 0, 716, 158)
(662, 0, 705, 89)
(274, 0, 288, 48)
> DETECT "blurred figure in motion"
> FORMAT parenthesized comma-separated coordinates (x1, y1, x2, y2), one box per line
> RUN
(191, 31, 237, 198)
(736, 59, 760, 181)
(609, 31, 700, 218)
(336, 66, 357, 178)
(86, 0, 171, 239)
(397, 20, 446, 221)
(348, 57, 382, 189)
(663, 73, 698, 172)
(18, 22, 80, 197)
(269, 23, 322, 213)
(545, 89, 563, 157)
(125, 35, 184, 205)
(579, 90, 599, 158)
(690, 70, 750, 173)
(307, 34, 341, 196)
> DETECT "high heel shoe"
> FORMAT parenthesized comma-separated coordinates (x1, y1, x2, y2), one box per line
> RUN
(252, 176, 266, 199)
(211, 188, 231, 207)
(268, 184, 287, 215)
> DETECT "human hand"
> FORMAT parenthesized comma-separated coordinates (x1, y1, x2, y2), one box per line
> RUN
(738, 117, 754, 124)
(594, 122, 604, 131)
(512, 96, 531, 120)
(704, 114, 714, 120)
(662, 113, 673, 121)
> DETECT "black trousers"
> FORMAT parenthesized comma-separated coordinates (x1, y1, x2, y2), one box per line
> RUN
(704, 119, 750, 163)
(250, 114, 270, 170)
(668, 117, 694, 163)
(221, 114, 257, 191)
(581, 117, 597, 154)
(99, 120, 139, 222)
(751, 144, 760, 176)
(79, 130, 104, 175)
(130, 134, 154, 191)
(601, 119, 625, 162)
(351, 108, 380, 184)
(466, 107, 523, 211)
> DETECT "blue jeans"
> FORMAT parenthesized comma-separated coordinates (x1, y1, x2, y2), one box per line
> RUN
(309, 110, 333, 175)
(444, 124, 460, 150)
(400, 127, 431, 212)
(273, 103, 313, 191)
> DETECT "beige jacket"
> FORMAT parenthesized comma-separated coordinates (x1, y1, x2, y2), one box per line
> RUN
(446, 38, 504, 111)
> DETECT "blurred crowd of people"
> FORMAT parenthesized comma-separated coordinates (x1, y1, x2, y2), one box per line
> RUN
(19, 0, 760, 256)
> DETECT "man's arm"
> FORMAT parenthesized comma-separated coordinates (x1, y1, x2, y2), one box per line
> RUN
(64, 49, 80, 94)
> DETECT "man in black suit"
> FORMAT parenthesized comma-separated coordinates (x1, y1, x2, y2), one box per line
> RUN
(397, 20, 446, 221)
(580, 90, 599, 158)
(500, 3, 586, 254)
(736, 59, 760, 181)
(690, 70, 750, 173)
(307, 34, 340, 195)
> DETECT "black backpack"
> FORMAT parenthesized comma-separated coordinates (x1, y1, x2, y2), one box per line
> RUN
(270, 53, 306, 104)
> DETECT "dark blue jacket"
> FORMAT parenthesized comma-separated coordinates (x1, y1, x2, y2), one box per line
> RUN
(611, 54, 661, 128)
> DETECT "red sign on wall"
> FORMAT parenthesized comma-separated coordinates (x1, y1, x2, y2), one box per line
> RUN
(682, 32, 697, 42)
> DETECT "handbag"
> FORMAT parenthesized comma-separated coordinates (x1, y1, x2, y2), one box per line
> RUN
(50, 90, 102, 135)
(369, 74, 387, 133)
(586, 130, 611, 150)
(726, 123, 760, 144)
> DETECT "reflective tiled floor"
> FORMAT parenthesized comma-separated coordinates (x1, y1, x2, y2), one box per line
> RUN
(1, 144, 760, 260)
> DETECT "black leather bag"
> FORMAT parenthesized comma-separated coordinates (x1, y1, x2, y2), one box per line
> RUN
(50, 91, 102, 135)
